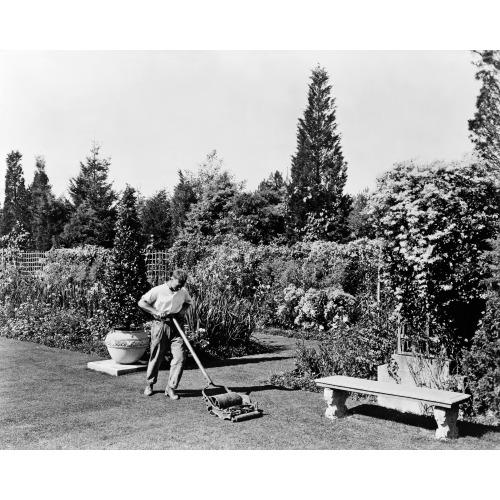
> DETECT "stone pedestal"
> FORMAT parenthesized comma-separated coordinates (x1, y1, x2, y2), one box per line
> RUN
(323, 388, 348, 419)
(434, 406, 459, 440)
(87, 359, 147, 376)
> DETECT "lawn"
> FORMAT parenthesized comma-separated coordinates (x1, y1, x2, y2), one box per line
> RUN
(0, 334, 499, 450)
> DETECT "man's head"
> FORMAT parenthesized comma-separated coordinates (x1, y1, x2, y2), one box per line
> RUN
(169, 269, 188, 291)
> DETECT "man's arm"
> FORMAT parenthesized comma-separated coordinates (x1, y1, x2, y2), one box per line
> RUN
(178, 290, 192, 317)
(138, 297, 163, 320)
(178, 302, 191, 316)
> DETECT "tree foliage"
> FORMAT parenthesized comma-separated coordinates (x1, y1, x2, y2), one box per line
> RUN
(104, 185, 149, 329)
(462, 236, 500, 417)
(348, 188, 375, 240)
(288, 65, 351, 242)
(170, 170, 197, 238)
(225, 182, 287, 244)
(61, 144, 117, 247)
(181, 170, 240, 238)
(2, 151, 30, 237)
(138, 189, 173, 250)
(28, 156, 66, 251)
(177, 151, 242, 241)
(370, 158, 500, 354)
(469, 50, 500, 170)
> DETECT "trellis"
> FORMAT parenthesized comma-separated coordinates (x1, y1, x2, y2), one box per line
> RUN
(144, 250, 170, 285)
(3, 250, 171, 284)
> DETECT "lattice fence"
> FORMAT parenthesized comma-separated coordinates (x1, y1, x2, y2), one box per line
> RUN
(144, 250, 170, 285)
(0, 251, 49, 275)
(2, 250, 171, 284)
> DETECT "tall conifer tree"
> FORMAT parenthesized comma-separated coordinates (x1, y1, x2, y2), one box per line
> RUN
(105, 185, 149, 329)
(2, 150, 30, 237)
(287, 65, 351, 242)
(29, 156, 56, 250)
(61, 144, 117, 247)
(469, 50, 500, 170)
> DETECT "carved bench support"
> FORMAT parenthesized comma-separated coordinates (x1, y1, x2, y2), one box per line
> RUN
(433, 405, 459, 440)
(323, 388, 348, 419)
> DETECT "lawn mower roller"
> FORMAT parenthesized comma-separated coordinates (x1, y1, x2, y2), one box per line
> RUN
(172, 318, 263, 422)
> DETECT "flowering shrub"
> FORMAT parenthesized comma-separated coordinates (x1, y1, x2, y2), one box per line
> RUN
(269, 302, 397, 389)
(1, 230, 382, 359)
(277, 286, 356, 331)
(0, 299, 109, 356)
(42, 246, 110, 317)
(0, 240, 111, 354)
(172, 236, 381, 334)
(295, 288, 329, 330)
(369, 158, 500, 353)
(323, 288, 356, 326)
(276, 284, 305, 328)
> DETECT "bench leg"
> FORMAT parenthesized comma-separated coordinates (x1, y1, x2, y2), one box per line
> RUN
(323, 388, 348, 419)
(433, 405, 459, 439)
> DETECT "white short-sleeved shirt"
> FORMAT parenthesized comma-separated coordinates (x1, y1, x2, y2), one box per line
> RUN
(141, 284, 192, 315)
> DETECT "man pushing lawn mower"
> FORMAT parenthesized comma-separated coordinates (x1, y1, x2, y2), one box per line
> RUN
(138, 268, 263, 422)
(138, 269, 192, 400)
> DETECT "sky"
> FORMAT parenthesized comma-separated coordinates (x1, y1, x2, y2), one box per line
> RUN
(0, 50, 481, 203)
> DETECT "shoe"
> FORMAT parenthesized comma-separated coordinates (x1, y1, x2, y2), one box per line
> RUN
(144, 385, 153, 396)
(165, 386, 179, 400)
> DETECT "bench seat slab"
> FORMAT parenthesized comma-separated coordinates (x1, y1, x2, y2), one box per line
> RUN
(315, 375, 470, 409)
(315, 375, 469, 439)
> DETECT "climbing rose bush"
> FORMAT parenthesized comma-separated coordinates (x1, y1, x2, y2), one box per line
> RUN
(369, 157, 500, 352)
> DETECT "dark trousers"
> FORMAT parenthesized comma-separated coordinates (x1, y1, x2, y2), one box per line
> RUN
(146, 319, 186, 389)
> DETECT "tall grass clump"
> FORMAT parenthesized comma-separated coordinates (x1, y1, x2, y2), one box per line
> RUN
(185, 281, 258, 358)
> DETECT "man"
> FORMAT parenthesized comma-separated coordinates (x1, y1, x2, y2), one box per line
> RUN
(138, 269, 192, 399)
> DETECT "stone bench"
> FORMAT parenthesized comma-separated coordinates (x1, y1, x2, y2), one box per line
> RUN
(315, 375, 471, 439)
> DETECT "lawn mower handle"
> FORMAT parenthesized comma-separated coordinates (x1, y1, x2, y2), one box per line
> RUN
(171, 317, 214, 386)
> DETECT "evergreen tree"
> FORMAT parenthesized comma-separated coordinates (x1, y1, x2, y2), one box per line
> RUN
(50, 196, 72, 248)
(185, 149, 225, 199)
(258, 170, 286, 193)
(2, 150, 30, 237)
(61, 144, 117, 247)
(225, 189, 286, 244)
(214, 170, 288, 244)
(469, 50, 500, 170)
(288, 65, 351, 242)
(138, 189, 173, 250)
(105, 185, 149, 329)
(347, 188, 375, 240)
(29, 156, 56, 250)
(181, 170, 240, 238)
(170, 170, 198, 238)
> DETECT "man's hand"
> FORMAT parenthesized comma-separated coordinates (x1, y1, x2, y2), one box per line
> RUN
(152, 310, 166, 321)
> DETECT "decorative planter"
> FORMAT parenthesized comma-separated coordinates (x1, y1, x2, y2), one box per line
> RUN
(104, 329, 149, 364)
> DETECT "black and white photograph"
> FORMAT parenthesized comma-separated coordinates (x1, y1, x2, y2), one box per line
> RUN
(0, 1, 498, 499)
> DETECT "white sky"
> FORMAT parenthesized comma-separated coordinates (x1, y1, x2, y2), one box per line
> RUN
(0, 50, 481, 202)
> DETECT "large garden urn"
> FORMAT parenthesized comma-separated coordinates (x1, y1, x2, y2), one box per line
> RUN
(104, 329, 149, 364)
